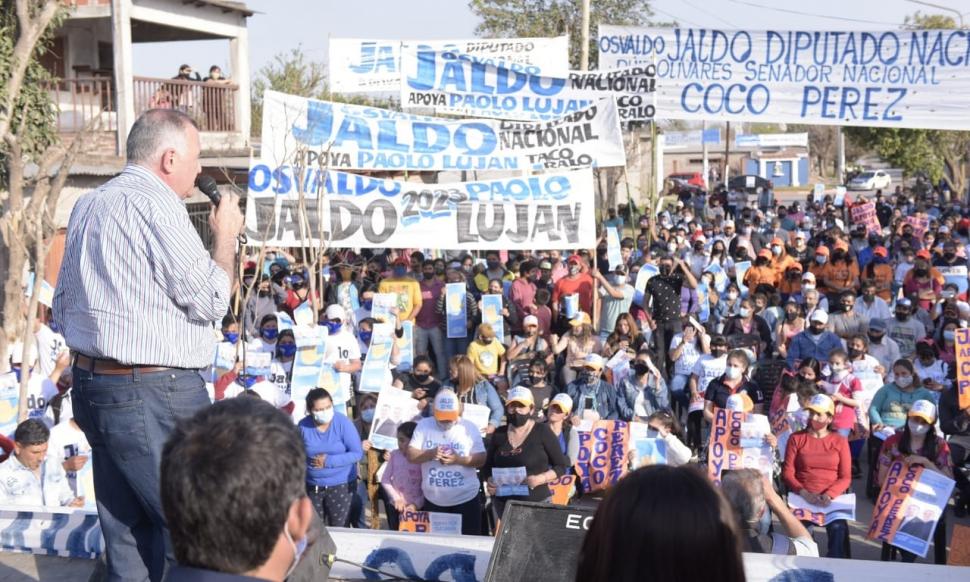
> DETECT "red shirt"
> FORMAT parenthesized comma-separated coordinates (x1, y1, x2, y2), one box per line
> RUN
(552, 273, 594, 315)
(782, 431, 852, 498)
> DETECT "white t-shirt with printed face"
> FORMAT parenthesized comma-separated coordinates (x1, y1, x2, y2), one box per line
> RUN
(47, 421, 91, 497)
(324, 330, 362, 395)
(410, 417, 485, 507)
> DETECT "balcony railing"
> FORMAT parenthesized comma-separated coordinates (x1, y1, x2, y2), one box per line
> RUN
(47, 77, 118, 133)
(133, 76, 238, 132)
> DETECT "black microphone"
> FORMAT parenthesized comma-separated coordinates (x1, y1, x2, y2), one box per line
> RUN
(196, 175, 247, 244)
(196, 175, 221, 205)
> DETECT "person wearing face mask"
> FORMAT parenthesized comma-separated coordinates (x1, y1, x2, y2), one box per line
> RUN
(913, 340, 950, 400)
(256, 314, 280, 353)
(434, 268, 481, 364)
(688, 336, 729, 453)
(936, 320, 960, 366)
(722, 297, 773, 358)
(551, 254, 594, 327)
(685, 232, 710, 278)
(722, 468, 819, 557)
(592, 265, 635, 341)
(414, 259, 447, 378)
(299, 388, 363, 528)
(265, 329, 297, 407)
(321, 305, 362, 408)
(886, 298, 926, 360)
(377, 258, 422, 323)
(817, 240, 859, 306)
(667, 320, 709, 418)
(393, 355, 442, 412)
(544, 393, 580, 465)
(743, 249, 781, 290)
(808, 246, 831, 293)
(819, 349, 862, 446)
(865, 318, 901, 372)
(860, 246, 895, 302)
(644, 254, 699, 378)
(406, 390, 486, 535)
(786, 311, 843, 369)
(854, 279, 892, 322)
(282, 269, 319, 318)
(483, 388, 570, 525)
(782, 394, 852, 558)
(160, 398, 325, 582)
(506, 316, 552, 383)
(244, 276, 285, 337)
(565, 354, 624, 423)
(776, 298, 806, 360)
(876, 400, 953, 564)
(620, 349, 670, 421)
(704, 350, 765, 425)
(903, 250, 943, 313)
(349, 393, 382, 529)
(442, 355, 504, 435)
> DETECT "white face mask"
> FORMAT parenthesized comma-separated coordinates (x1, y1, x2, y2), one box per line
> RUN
(908, 420, 931, 436)
(283, 523, 307, 579)
(739, 307, 751, 318)
(313, 408, 334, 425)
(725, 366, 742, 380)
(895, 375, 913, 388)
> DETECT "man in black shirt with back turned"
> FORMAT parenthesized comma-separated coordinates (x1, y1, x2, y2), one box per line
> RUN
(643, 255, 698, 378)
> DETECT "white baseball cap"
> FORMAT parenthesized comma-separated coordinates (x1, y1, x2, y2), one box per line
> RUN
(809, 310, 828, 324)
(523, 315, 539, 327)
(325, 304, 346, 320)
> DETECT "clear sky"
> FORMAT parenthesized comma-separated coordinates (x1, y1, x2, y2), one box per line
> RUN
(131, 0, 969, 79)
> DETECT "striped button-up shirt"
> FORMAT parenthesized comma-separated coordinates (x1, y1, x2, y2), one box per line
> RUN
(53, 165, 230, 368)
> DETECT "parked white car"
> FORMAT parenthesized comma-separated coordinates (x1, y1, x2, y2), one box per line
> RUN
(847, 170, 891, 190)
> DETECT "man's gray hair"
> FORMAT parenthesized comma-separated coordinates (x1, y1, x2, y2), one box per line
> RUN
(720, 468, 767, 531)
(126, 109, 199, 164)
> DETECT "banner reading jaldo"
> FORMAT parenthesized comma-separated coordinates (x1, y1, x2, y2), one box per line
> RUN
(400, 48, 656, 122)
(574, 420, 629, 493)
(597, 25, 970, 130)
(246, 168, 596, 250)
(258, 91, 626, 172)
(956, 328, 970, 410)
(329, 36, 569, 93)
(867, 460, 955, 557)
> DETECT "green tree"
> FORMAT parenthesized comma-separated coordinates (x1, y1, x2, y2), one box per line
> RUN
(250, 47, 390, 137)
(1, 1, 88, 422)
(844, 12, 969, 197)
(470, 0, 670, 70)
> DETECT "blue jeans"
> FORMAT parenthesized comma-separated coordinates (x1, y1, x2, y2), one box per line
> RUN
(804, 519, 849, 558)
(415, 325, 447, 379)
(444, 335, 470, 368)
(71, 366, 210, 582)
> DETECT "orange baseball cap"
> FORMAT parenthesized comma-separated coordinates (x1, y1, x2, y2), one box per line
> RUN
(874, 246, 888, 258)
(757, 249, 772, 260)
(916, 249, 931, 260)
(433, 389, 461, 422)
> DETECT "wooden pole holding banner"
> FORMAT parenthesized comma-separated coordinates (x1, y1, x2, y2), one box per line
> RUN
(579, 0, 590, 71)
(723, 121, 731, 184)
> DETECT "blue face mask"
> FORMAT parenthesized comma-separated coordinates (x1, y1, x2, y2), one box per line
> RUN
(359, 330, 373, 344)
(238, 375, 258, 389)
(363, 299, 373, 310)
(11, 366, 21, 382)
(261, 328, 279, 341)
(224, 332, 240, 344)
(326, 321, 342, 335)
(277, 344, 297, 358)
(361, 408, 375, 423)
(393, 266, 407, 278)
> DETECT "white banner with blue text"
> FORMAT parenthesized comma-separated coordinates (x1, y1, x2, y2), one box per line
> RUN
(245, 168, 596, 250)
(597, 25, 970, 129)
(259, 90, 626, 172)
(329, 36, 570, 93)
(399, 48, 656, 122)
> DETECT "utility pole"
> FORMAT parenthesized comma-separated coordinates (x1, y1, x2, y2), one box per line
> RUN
(836, 127, 845, 186)
(702, 120, 710, 190)
(580, 0, 591, 71)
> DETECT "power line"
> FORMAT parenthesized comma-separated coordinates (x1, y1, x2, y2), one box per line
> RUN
(680, 0, 739, 28)
(651, 6, 705, 28)
(725, 0, 904, 27)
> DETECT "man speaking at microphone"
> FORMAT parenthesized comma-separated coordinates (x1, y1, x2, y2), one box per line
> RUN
(53, 109, 244, 582)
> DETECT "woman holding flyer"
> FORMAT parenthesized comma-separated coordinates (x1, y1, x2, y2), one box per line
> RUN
(876, 400, 952, 564)
(782, 394, 852, 558)
(442, 355, 503, 434)
(482, 388, 570, 526)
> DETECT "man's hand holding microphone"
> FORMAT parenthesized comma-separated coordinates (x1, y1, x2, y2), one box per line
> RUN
(197, 175, 245, 280)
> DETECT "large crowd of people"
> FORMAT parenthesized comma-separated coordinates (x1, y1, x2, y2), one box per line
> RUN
(6, 174, 970, 570)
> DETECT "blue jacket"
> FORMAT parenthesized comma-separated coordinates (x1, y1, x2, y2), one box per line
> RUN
(786, 330, 844, 368)
(299, 413, 363, 487)
(440, 379, 505, 428)
(564, 379, 623, 420)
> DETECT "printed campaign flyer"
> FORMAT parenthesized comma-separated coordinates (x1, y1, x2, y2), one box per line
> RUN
(867, 461, 955, 557)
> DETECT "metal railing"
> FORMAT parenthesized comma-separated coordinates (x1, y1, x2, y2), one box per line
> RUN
(46, 77, 117, 133)
(133, 76, 238, 132)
